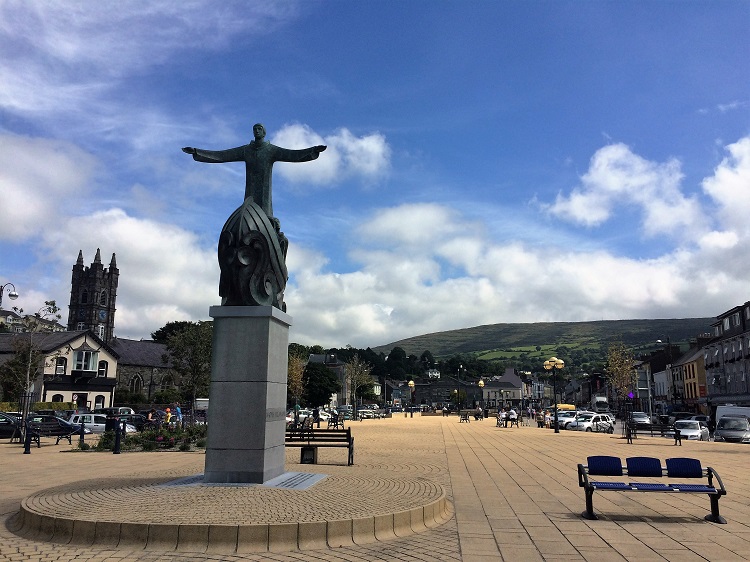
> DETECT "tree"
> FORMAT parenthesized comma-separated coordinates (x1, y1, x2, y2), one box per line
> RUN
(345, 354, 375, 406)
(420, 350, 435, 370)
(151, 321, 195, 344)
(164, 321, 212, 410)
(302, 362, 340, 407)
(0, 301, 61, 431)
(0, 338, 41, 401)
(287, 347, 307, 409)
(606, 341, 636, 406)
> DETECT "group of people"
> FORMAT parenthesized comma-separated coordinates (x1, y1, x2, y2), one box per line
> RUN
(145, 402, 183, 429)
(496, 408, 519, 427)
(533, 409, 553, 428)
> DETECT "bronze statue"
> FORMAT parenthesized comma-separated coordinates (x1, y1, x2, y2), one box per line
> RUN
(183, 123, 326, 310)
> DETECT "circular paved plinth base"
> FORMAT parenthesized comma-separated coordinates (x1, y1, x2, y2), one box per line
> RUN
(12, 472, 452, 553)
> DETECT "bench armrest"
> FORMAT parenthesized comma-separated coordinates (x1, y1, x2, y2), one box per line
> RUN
(707, 466, 727, 495)
(578, 464, 590, 487)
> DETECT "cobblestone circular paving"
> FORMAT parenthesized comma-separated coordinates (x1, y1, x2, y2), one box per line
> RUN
(20, 472, 446, 525)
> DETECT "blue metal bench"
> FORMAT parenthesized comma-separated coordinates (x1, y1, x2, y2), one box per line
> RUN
(578, 455, 727, 524)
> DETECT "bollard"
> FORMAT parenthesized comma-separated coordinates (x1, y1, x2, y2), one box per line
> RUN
(23, 422, 31, 454)
(79, 420, 85, 443)
(410, 409, 414, 418)
(113, 422, 121, 454)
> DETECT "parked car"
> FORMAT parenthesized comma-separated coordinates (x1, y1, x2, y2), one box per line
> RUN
(628, 412, 652, 428)
(0, 412, 21, 438)
(665, 420, 710, 441)
(117, 413, 148, 431)
(555, 410, 579, 429)
(27, 414, 92, 436)
(357, 408, 375, 420)
(668, 411, 697, 425)
(568, 413, 614, 433)
(69, 413, 136, 434)
(94, 407, 135, 416)
(713, 415, 750, 444)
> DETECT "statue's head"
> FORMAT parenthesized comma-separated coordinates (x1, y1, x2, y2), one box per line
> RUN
(253, 123, 266, 141)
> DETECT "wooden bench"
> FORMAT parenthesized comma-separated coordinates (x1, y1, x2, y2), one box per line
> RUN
(578, 455, 727, 524)
(285, 427, 354, 465)
(625, 422, 681, 444)
(27, 419, 78, 447)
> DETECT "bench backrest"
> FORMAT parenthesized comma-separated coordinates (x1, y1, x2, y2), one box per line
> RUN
(587, 456, 623, 476)
(666, 457, 703, 478)
(626, 456, 662, 477)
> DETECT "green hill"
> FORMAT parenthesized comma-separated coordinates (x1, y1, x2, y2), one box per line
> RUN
(372, 318, 714, 359)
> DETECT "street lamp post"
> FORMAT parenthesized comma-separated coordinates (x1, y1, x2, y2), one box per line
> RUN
(0, 282, 19, 310)
(456, 364, 463, 412)
(478, 379, 485, 417)
(408, 380, 415, 417)
(544, 357, 565, 433)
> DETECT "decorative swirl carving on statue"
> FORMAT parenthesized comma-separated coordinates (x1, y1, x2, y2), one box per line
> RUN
(218, 200, 288, 309)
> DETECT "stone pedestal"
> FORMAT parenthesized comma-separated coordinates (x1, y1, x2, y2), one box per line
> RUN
(204, 305, 291, 484)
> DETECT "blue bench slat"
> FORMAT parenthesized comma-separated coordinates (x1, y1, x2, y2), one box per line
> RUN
(670, 484, 716, 493)
(629, 483, 672, 491)
(591, 482, 630, 490)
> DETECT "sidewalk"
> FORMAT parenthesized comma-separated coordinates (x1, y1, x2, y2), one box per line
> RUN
(1, 415, 749, 561)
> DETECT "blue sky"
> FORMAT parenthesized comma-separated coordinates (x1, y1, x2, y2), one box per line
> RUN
(1, 1, 748, 348)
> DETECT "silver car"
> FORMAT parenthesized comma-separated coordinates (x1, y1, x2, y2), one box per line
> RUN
(666, 420, 710, 441)
(714, 416, 750, 443)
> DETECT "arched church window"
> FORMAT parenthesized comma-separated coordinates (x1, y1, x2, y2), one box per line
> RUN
(99, 291, 107, 305)
(130, 375, 143, 394)
(160, 375, 175, 391)
(81, 290, 88, 304)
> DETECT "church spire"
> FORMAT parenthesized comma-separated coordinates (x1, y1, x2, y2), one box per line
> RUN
(76, 250, 84, 266)
(109, 253, 117, 269)
(94, 248, 102, 264)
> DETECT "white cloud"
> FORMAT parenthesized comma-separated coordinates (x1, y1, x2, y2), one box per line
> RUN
(702, 137, 750, 237)
(37, 208, 218, 339)
(272, 124, 391, 185)
(548, 143, 706, 239)
(0, 2, 295, 116)
(0, 133, 97, 241)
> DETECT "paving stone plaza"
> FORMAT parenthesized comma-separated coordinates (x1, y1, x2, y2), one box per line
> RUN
(2, 414, 749, 561)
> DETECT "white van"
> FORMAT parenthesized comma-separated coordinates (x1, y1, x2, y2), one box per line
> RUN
(715, 405, 750, 422)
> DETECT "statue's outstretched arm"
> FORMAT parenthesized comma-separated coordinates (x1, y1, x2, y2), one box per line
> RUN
(183, 145, 246, 163)
(274, 144, 327, 163)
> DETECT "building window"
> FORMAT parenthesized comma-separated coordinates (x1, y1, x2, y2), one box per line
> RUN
(81, 290, 88, 304)
(76, 322, 86, 331)
(98, 360, 108, 378)
(160, 375, 174, 391)
(130, 375, 144, 394)
(52, 394, 64, 402)
(95, 395, 105, 409)
(55, 357, 67, 376)
(97, 325, 105, 339)
(75, 350, 97, 371)
(99, 291, 107, 306)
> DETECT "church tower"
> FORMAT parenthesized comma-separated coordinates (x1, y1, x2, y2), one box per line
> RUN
(67, 249, 119, 342)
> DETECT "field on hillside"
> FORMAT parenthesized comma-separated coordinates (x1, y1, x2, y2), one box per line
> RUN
(372, 318, 714, 359)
